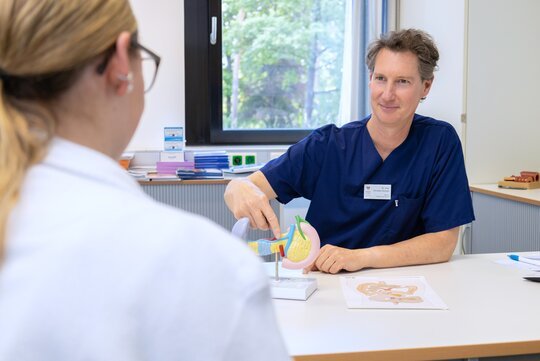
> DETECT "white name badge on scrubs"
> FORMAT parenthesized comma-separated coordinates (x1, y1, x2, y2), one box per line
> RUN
(363, 184, 392, 200)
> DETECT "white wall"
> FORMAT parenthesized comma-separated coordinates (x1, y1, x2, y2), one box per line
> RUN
(465, 0, 540, 184)
(128, 0, 185, 151)
(399, 0, 466, 135)
(128, 0, 540, 183)
(128, 0, 467, 151)
(400, 0, 540, 184)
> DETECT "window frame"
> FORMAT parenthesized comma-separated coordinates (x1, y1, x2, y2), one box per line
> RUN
(184, 0, 393, 146)
(184, 0, 314, 146)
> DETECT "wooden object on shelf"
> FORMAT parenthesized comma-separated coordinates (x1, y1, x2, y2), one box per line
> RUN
(497, 180, 540, 190)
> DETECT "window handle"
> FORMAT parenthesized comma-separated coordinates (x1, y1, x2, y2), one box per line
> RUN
(210, 16, 217, 45)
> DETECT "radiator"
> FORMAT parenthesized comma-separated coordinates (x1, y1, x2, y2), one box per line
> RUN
(471, 192, 540, 253)
(141, 183, 277, 241)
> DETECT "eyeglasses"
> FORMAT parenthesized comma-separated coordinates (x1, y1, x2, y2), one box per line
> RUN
(96, 36, 161, 93)
(136, 42, 161, 93)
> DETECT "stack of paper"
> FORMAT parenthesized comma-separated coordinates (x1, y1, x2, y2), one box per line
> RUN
(176, 168, 224, 180)
(127, 166, 155, 179)
(194, 151, 229, 169)
(156, 161, 194, 175)
(223, 163, 264, 174)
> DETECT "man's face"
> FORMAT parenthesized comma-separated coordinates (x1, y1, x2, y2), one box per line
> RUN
(368, 48, 432, 128)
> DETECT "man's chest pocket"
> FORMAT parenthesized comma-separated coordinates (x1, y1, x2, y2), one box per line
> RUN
(388, 194, 425, 236)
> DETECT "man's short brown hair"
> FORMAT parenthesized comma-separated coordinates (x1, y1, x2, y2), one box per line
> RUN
(366, 29, 439, 81)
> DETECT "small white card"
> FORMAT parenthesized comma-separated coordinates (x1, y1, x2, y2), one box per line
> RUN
(364, 184, 391, 200)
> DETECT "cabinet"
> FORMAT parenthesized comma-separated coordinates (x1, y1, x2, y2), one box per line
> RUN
(468, 185, 540, 253)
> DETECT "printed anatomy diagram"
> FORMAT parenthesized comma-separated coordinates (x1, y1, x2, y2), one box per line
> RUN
(341, 276, 447, 309)
(356, 281, 423, 305)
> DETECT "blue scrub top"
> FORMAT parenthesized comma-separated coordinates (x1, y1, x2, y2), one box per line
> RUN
(261, 114, 475, 249)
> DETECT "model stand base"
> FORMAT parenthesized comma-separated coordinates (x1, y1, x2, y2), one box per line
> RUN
(269, 277, 317, 300)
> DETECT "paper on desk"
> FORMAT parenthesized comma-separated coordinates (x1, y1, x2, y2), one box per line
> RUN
(495, 253, 540, 271)
(340, 276, 448, 310)
(127, 166, 155, 179)
(495, 258, 540, 271)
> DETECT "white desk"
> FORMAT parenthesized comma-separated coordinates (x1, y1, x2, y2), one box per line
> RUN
(470, 184, 540, 207)
(265, 253, 540, 360)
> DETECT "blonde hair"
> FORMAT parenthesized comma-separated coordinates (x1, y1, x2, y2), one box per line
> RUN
(0, 0, 137, 259)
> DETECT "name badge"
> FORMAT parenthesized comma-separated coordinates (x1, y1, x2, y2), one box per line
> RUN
(364, 184, 391, 200)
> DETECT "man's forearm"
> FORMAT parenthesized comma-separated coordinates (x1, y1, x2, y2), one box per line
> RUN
(363, 227, 460, 269)
(247, 171, 278, 200)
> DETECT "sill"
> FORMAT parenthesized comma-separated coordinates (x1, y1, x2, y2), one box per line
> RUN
(128, 145, 290, 168)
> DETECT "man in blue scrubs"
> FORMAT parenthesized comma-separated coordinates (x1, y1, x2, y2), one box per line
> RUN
(225, 29, 475, 274)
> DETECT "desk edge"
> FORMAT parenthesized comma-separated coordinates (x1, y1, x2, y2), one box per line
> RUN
(294, 340, 540, 361)
(470, 185, 540, 207)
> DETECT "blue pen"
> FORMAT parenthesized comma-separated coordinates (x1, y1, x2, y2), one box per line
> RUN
(508, 254, 540, 267)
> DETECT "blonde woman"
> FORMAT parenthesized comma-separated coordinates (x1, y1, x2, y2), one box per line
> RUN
(0, 1, 289, 359)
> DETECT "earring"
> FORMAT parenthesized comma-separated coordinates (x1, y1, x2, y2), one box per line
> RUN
(117, 72, 133, 94)
(420, 96, 426, 103)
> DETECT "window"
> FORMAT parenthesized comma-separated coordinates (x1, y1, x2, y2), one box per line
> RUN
(184, 0, 395, 145)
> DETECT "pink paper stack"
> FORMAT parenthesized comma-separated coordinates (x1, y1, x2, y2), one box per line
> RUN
(156, 161, 195, 175)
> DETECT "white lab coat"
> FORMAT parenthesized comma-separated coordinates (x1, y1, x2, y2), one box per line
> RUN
(0, 138, 289, 361)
